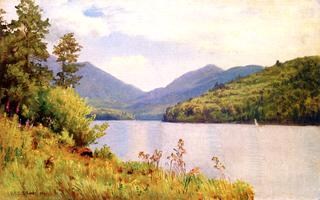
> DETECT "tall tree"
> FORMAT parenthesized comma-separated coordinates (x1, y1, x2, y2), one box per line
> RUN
(1, 0, 52, 114)
(0, 9, 8, 37)
(0, 9, 9, 103)
(53, 33, 82, 88)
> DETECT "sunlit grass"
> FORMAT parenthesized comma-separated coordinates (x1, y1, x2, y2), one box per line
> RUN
(0, 116, 254, 200)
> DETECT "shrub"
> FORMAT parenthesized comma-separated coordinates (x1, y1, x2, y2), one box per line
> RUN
(94, 145, 114, 160)
(58, 129, 75, 146)
(23, 87, 107, 146)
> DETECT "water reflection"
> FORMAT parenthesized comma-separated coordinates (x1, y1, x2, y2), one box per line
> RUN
(91, 121, 320, 200)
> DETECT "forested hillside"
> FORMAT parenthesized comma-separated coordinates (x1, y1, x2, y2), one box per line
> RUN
(164, 56, 320, 124)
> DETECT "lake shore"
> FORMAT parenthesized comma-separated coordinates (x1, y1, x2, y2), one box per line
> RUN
(0, 117, 254, 200)
(92, 120, 320, 199)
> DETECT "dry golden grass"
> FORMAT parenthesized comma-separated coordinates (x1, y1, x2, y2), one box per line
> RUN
(0, 116, 254, 200)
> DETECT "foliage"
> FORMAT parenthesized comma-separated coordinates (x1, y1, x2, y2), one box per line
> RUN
(94, 145, 114, 160)
(164, 56, 320, 124)
(0, 0, 105, 146)
(23, 87, 107, 146)
(0, 0, 52, 117)
(53, 33, 83, 88)
(58, 129, 75, 146)
(0, 118, 254, 200)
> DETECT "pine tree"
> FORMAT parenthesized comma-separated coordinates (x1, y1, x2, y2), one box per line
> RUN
(53, 33, 82, 88)
(0, 9, 8, 102)
(0, 9, 7, 37)
(1, 0, 52, 114)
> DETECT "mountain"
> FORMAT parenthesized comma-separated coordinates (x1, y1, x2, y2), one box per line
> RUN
(127, 64, 263, 119)
(164, 56, 320, 124)
(46, 56, 145, 108)
(47, 56, 263, 120)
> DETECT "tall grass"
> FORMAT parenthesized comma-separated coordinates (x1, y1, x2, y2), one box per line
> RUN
(0, 116, 254, 200)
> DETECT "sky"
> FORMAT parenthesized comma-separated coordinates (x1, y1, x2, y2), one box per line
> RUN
(1, 0, 320, 91)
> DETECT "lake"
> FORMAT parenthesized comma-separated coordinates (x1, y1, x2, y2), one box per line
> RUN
(91, 120, 320, 200)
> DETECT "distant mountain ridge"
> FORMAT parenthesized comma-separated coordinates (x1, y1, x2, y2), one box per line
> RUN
(46, 56, 263, 120)
(46, 56, 144, 107)
(127, 64, 263, 119)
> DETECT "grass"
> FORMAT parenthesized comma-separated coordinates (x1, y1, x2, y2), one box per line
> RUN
(0, 116, 254, 200)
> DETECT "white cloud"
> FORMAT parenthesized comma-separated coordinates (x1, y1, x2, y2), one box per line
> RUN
(108, 0, 320, 67)
(40, 1, 111, 38)
(1, 0, 320, 90)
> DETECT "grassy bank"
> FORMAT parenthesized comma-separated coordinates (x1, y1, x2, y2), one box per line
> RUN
(0, 116, 254, 200)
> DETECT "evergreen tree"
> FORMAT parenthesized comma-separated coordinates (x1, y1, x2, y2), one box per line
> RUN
(0, 0, 52, 114)
(53, 33, 82, 88)
(0, 9, 8, 102)
(0, 9, 8, 37)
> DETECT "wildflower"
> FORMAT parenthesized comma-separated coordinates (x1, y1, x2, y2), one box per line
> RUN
(139, 149, 162, 168)
(5, 100, 9, 113)
(167, 138, 186, 174)
(212, 156, 226, 179)
(188, 167, 200, 175)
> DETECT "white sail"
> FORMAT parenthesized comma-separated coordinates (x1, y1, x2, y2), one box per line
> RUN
(254, 119, 259, 126)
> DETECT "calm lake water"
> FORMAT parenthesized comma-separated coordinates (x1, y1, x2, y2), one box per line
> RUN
(91, 120, 320, 200)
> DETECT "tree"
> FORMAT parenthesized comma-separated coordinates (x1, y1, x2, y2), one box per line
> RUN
(53, 33, 82, 88)
(0, 9, 8, 37)
(0, 9, 9, 101)
(0, 0, 52, 114)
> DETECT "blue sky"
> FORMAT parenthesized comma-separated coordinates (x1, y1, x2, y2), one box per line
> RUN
(1, 0, 320, 91)
(84, 6, 104, 18)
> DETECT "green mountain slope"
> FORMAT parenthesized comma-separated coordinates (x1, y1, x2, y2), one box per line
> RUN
(164, 56, 320, 124)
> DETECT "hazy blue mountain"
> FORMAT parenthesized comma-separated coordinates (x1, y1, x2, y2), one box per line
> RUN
(127, 65, 263, 119)
(46, 56, 145, 108)
(47, 56, 263, 120)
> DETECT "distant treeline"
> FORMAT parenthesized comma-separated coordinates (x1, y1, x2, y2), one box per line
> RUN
(92, 108, 134, 120)
(164, 56, 320, 125)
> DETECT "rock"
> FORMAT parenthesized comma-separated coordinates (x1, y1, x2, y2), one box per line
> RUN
(79, 147, 93, 158)
(69, 147, 93, 158)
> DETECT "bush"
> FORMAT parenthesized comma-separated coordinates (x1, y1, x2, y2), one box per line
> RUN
(94, 145, 114, 160)
(58, 129, 75, 146)
(23, 87, 107, 146)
